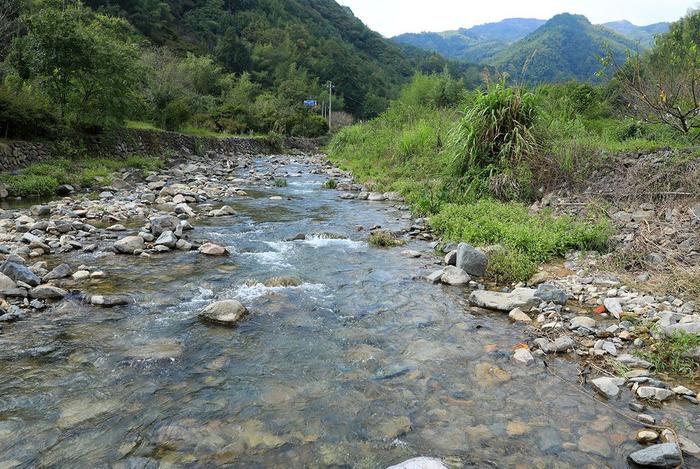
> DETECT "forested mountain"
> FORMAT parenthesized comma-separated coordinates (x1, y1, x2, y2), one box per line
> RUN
(392, 18, 545, 63)
(489, 14, 638, 83)
(392, 14, 670, 84)
(601, 20, 669, 47)
(82, 0, 486, 117)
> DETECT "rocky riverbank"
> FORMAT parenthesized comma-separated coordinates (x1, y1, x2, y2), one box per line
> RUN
(330, 163, 700, 467)
(0, 147, 698, 467)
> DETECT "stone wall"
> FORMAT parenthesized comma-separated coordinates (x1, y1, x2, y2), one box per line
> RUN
(0, 129, 322, 172)
(0, 141, 52, 172)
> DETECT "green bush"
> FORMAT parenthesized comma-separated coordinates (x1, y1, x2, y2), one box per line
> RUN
(2, 175, 59, 197)
(289, 113, 327, 137)
(0, 86, 59, 139)
(430, 199, 611, 281)
(450, 81, 540, 199)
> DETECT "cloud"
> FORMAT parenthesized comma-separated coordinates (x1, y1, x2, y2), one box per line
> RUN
(339, 0, 691, 37)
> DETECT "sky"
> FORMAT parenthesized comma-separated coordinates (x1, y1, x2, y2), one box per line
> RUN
(338, 0, 695, 37)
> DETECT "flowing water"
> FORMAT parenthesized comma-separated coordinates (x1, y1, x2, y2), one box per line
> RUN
(0, 156, 697, 468)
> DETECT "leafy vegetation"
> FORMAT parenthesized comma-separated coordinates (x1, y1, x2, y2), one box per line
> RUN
(0, 154, 164, 197)
(639, 331, 700, 376)
(368, 230, 405, 248)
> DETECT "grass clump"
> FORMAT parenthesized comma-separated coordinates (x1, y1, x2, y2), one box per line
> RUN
(1, 174, 59, 197)
(368, 230, 405, 248)
(274, 178, 288, 187)
(639, 331, 700, 377)
(430, 200, 612, 281)
(322, 178, 338, 189)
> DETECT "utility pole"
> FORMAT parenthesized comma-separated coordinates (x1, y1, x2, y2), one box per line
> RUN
(327, 81, 333, 132)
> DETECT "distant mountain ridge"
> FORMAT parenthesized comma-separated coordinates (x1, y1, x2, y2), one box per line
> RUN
(392, 13, 670, 83)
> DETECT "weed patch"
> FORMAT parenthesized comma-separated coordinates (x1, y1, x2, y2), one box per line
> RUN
(368, 230, 405, 248)
(639, 331, 700, 377)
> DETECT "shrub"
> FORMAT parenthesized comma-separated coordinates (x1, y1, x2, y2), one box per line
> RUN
(451, 81, 540, 179)
(430, 200, 611, 281)
(3, 174, 58, 196)
(274, 178, 287, 187)
(0, 85, 59, 139)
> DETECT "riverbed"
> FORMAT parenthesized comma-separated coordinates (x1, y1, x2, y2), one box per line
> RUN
(0, 155, 697, 467)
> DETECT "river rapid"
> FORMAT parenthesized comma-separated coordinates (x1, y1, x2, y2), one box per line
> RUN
(0, 154, 697, 468)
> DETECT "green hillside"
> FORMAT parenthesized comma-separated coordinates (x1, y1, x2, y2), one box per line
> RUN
(602, 20, 669, 47)
(83, 0, 486, 117)
(489, 13, 639, 83)
(392, 18, 545, 63)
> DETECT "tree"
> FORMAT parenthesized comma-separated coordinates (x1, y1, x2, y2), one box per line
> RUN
(0, 0, 20, 60)
(9, 0, 142, 130)
(614, 10, 700, 135)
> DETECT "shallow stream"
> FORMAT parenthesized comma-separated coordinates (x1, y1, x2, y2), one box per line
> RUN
(0, 156, 697, 468)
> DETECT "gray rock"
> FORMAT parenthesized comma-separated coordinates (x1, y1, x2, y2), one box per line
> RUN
(149, 215, 180, 237)
(444, 250, 457, 266)
(30, 205, 50, 216)
(591, 377, 624, 398)
(43, 263, 73, 281)
(603, 298, 623, 319)
(535, 284, 568, 305)
(664, 320, 700, 337)
(550, 336, 576, 353)
(89, 295, 131, 307)
(56, 184, 74, 196)
(616, 354, 652, 369)
(155, 230, 177, 249)
(199, 300, 247, 326)
(456, 243, 488, 277)
(29, 285, 68, 299)
(570, 316, 596, 329)
(637, 386, 675, 401)
(386, 458, 448, 469)
(469, 288, 537, 312)
(114, 236, 145, 255)
(0, 261, 41, 287)
(440, 266, 471, 286)
(0, 272, 17, 290)
(425, 270, 444, 284)
(628, 443, 681, 467)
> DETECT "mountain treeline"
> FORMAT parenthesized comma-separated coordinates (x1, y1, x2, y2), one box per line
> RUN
(0, 0, 491, 141)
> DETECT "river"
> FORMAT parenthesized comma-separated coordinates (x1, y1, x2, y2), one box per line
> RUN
(0, 155, 696, 467)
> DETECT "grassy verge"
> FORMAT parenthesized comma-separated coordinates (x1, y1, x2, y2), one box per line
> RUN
(639, 331, 700, 377)
(126, 120, 268, 139)
(0, 155, 165, 197)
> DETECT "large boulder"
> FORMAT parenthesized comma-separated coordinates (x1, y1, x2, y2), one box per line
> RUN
(149, 215, 180, 237)
(628, 443, 682, 467)
(199, 300, 247, 326)
(0, 261, 41, 287)
(469, 288, 537, 312)
(114, 236, 145, 255)
(664, 320, 700, 337)
(456, 243, 488, 277)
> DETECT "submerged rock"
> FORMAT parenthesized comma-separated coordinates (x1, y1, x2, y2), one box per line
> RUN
(199, 300, 247, 326)
(29, 285, 68, 300)
(386, 458, 448, 469)
(628, 443, 681, 467)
